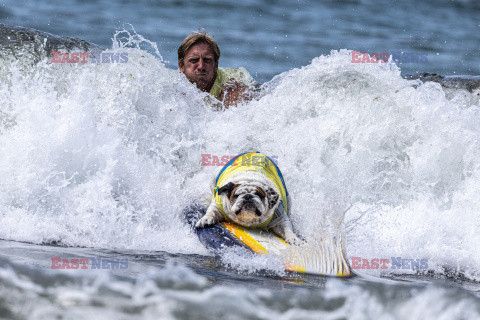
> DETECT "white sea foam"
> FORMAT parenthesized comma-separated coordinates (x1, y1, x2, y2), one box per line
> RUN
(1, 36, 479, 280)
(1, 259, 478, 320)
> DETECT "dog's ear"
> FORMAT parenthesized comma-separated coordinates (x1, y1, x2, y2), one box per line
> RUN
(266, 187, 279, 209)
(217, 182, 236, 198)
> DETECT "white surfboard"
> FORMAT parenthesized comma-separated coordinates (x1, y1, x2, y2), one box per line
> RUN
(220, 222, 352, 277)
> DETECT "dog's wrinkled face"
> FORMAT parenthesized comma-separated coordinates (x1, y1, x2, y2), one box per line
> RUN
(218, 181, 279, 226)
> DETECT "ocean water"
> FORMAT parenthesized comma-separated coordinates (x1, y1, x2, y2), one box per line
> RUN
(1, 0, 480, 319)
(1, 0, 479, 82)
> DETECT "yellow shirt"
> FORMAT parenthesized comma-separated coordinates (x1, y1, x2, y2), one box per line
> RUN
(209, 67, 254, 100)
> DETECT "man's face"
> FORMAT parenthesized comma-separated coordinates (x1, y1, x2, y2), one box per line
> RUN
(179, 42, 218, 92)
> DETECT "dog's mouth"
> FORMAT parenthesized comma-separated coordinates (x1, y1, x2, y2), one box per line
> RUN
(234, 201, 262, 217)
(234, 208, 263, 217)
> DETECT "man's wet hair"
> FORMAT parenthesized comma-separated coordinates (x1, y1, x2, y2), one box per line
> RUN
(178, 30, 221, 67)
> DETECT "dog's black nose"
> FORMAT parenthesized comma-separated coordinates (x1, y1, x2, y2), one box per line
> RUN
(244, 194, 253, 200)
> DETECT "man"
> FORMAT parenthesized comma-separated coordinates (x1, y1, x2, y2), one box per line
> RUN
(178, 31, 254, 107)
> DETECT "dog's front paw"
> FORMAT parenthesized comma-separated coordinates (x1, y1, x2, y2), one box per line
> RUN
(285, 234, 303, 246)
(195, 216, 216, 228)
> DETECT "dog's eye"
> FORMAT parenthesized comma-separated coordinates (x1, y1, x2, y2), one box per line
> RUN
(254, 191, 265, 199)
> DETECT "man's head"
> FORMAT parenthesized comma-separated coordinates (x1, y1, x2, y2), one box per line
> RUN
(178, 31, 220, 93)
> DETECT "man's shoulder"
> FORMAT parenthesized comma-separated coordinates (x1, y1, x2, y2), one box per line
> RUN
(209, 67, 255, 100)
(217, 67, 255, 87)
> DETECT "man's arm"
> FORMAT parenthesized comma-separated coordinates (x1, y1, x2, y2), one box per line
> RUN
(221, 81, 252, 107)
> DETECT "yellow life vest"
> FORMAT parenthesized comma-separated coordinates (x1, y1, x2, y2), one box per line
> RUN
(212, 152, 288, 228)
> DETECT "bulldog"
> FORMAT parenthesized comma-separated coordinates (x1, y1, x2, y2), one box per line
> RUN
(195, 152, 300, 245)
